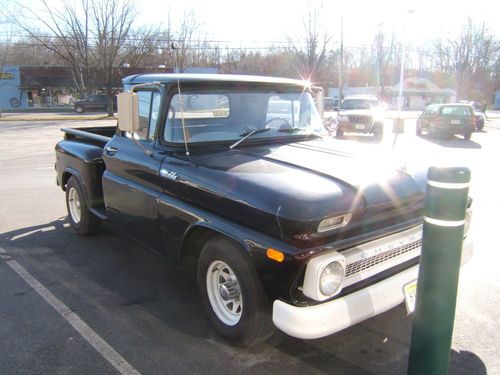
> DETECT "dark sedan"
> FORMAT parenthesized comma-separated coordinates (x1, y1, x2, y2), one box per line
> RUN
(416, 103, 475, 140)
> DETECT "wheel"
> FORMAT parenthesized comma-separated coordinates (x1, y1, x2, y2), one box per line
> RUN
(416, 124, 422, 136)
(464, 131, 472, 141)
(197, 236, 274, 346)
(373, 126, 383, 141)
(66, 176, 100, 235)
(336, 127, 344, 138)
(75, 106, 85, 113)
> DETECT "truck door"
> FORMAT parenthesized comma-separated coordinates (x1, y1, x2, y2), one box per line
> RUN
(102, 90, 164, 252)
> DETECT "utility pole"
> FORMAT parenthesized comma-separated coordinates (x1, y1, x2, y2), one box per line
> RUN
(338, 16, 343, 102)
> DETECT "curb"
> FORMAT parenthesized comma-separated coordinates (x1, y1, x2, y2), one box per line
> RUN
(0, 115, 117, 121)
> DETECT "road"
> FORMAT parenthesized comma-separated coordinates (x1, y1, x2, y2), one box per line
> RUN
(0, 118, 498, 374)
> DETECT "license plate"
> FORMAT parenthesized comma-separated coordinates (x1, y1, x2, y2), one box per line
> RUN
(451, 120, 461, 124)
(355, 124, 365, 129)
(403, 280, 417, 314)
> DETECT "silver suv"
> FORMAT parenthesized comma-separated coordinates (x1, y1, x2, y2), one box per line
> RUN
(336, 95, 385, 140)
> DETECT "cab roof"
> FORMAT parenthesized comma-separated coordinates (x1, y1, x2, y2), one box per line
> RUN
(123, 73, 310, 87)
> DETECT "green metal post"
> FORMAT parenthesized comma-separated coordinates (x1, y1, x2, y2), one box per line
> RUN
(407, 167, 470, 375)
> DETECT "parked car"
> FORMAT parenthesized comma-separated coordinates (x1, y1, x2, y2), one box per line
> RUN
(55, 74, 472, 346)
(459, 100, 485, 131)
(336, 95, 385, 140)
(416, 103, 476, 140)
(324, 96, 339, 111)
(73, 94, 115, 113)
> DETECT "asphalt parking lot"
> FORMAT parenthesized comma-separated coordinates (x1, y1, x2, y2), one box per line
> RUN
(1, 117, 499, 374)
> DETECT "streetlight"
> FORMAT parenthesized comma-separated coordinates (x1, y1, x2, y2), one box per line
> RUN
(397, 9, 416, 112)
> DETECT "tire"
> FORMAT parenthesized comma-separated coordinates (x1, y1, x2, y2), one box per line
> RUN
(75, 106, 85, 113)
(66, 176, 100, 235)
(373, 126, 383, 141)
(416, 124, 422, 136)
(464, 131, 472, 141)
(336, 128, 344, 138)
(197, 236, 274, 346)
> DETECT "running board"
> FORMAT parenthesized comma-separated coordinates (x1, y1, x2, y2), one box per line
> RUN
(89, 207, 108, 220)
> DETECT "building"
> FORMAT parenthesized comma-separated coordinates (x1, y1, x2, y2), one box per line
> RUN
(0, 65, 77, 110)
(328, 77, 456, 110)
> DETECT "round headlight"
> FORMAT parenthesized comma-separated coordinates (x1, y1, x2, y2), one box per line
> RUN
(319, 261, 345, 296)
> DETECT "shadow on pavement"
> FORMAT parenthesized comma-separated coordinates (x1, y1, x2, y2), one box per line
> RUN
(0, 218, 488, 374)
(420, 135, 482, 149)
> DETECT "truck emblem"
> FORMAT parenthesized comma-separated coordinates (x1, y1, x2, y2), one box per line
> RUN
(160, 169, 178, 181)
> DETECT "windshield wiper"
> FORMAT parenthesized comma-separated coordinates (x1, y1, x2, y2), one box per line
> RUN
(230, 127, 271, 149)
(278, 127, 301, 133)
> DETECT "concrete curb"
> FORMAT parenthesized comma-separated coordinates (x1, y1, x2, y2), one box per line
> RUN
(0, 115, 117, 121)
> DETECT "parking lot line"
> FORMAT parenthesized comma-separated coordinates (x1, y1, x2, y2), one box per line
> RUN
(0, 246, 141, 375)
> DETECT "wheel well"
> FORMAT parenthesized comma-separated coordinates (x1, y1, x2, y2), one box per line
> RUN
(179, 226, 251, 268)
(61, 171, 73, 191)
(179, 227, 221, 265)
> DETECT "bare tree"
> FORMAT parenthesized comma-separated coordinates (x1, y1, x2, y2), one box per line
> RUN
(6, 0, 93, 95)
(89, 0, 136, 115)
(372, 28, 397, 98)
(287, 3, 333, 82)
(433, 18, 499, 100)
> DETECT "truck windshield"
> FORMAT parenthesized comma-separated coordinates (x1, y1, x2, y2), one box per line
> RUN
(164, 90, 324, 144)
(341, 99, 378, 110)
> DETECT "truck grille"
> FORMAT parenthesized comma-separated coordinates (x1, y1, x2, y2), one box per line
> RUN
(345, 238, 422, 278)
(348, 115, 372, 124)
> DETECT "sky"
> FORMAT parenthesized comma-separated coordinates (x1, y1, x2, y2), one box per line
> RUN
(135, 0, 500, 48)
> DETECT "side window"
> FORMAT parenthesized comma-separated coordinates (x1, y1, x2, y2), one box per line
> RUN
(149, 92, 161, 139)
(133, 90, 160, 141)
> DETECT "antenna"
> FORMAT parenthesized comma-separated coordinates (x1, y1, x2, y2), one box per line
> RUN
(171, 42, 190, 157)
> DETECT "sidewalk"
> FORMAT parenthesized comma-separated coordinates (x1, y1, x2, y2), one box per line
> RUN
(0, 112, 117, 121)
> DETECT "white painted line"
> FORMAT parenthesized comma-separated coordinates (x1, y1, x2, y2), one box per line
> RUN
(0, 246, 141, 375)
(424, 216, 465, 227)
(427, 180, 469, 189)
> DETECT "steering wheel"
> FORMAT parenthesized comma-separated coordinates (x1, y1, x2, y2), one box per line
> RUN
(264, 117, 291, 129)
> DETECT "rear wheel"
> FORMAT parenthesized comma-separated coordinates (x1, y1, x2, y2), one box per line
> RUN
(197, 237, 274, 346)
(75, 106, 84, 113)
(66, 176, 100, 235)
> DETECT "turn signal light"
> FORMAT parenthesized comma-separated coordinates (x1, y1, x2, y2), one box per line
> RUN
(267, 248, 285, 263)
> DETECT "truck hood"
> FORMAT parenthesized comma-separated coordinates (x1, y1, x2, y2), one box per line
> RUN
(175, 139, 426, 243)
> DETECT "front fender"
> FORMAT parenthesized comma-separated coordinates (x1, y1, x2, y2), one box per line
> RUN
(158, 193, 304, 302)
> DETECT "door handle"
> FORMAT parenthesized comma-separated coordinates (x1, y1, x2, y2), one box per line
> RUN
(104, 146, 118, 155)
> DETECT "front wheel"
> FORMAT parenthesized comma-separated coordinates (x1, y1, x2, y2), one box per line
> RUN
(75, 106, 84, 113)
(336, 128, 344, 138)
(464, 131, 472, 141)
(66, 176, 100, 235)
(197, 237, 274, 346)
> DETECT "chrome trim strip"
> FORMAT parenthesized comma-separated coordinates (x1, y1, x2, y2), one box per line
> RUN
(427, 180, 469, 189)
(424, 217, 465, 227)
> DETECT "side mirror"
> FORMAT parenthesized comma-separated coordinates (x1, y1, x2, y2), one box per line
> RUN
(117, 92, 139, 132)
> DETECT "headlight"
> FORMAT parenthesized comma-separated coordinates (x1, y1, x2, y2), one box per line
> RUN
(338, 115, 349, 122)
(319, 261, 345, 296)
(303, 252, 346, 301)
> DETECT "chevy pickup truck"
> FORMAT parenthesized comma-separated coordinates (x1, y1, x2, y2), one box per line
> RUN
(55, 74, 473, 346)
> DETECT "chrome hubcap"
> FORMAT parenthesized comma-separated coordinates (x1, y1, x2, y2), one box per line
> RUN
(68, 187, 81, 224)
(206, 260, 243, 326)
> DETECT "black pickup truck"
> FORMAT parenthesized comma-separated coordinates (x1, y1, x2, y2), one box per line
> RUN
(55, 74, 472, 346)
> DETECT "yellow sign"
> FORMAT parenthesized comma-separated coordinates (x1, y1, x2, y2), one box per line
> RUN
(0, 72, 14, 79)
